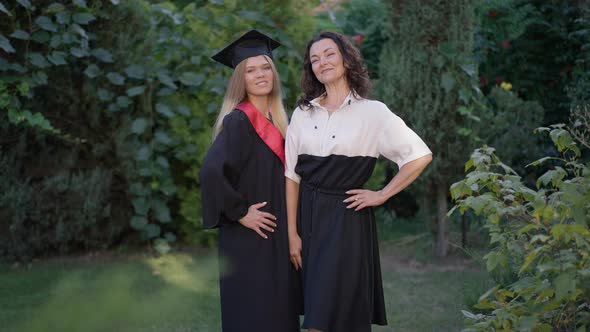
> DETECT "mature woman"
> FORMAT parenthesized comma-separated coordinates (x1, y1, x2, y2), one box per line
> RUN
(285, 31, 433, 332)
(199, 29, 301, 332)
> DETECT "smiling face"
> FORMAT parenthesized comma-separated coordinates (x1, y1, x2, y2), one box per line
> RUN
(244, 55, 274, 97)
(309, 38, 346, 85)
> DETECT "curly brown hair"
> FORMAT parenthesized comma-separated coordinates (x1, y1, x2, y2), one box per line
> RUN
(297, 31, 372, 110)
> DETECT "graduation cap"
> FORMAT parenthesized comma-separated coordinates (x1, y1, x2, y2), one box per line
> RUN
(211, 30, 281, 69)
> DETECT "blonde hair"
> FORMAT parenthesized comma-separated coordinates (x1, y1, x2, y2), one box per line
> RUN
(212, 55, 288, 139)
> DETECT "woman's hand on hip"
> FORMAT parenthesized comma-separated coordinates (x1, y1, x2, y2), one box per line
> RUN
(343, 189, 388, 211)
(238, 202, 277, 239)
(288, 233, 303, 271)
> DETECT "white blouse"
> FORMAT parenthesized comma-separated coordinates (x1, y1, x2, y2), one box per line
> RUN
(285, 93, 432, 184)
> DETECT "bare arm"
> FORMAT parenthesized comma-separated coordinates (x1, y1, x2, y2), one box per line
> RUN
(286, 177, 302, 270)
(344, 154, 433, 210)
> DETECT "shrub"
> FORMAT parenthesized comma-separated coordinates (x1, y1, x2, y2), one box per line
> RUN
(0, 148, 117, 261)
(451, 116, 590, 331)
(479, 86, 545, 176)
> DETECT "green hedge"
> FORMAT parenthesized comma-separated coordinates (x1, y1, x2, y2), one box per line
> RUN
(0, 0, 316, 260)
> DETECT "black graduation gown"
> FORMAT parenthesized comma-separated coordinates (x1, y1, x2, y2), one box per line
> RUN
(199, 109, 301, 332)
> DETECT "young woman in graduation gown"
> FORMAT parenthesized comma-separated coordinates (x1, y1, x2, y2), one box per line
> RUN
(285, 31, 433, 332)
(199, 30, 301, 332)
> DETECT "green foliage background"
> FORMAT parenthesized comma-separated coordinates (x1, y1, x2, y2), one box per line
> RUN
(0, 0, 316, 260)
(475, 0, 587, 125)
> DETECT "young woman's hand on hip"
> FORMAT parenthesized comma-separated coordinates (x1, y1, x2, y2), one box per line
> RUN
(239, 202, 277, 239)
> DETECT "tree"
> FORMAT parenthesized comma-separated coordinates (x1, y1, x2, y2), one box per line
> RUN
(475, 0, 588, 126)
(333, 0, 388, 79)
(378, 0, 482, 256)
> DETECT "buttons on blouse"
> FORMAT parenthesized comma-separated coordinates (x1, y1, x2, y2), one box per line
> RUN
(332, 135, 335, 138)
(314, 125, 317, 129)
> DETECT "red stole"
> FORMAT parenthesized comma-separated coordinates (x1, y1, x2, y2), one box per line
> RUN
(235, 101, 286, 166)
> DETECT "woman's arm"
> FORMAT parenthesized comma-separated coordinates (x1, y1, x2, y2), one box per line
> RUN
(343, 154, 432, 210)
(286, 177, 302, 270)
(284, 108, 304, 269)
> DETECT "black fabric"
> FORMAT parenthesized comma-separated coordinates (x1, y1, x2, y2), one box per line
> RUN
(211, 29, 281, 68)
(199, 110, 302, 332)
(295, 154, 388, 332)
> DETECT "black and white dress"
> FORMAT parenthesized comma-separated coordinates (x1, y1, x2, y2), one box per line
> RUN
(285, 93, 432, 332)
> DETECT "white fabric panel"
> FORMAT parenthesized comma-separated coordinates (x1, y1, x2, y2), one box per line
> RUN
(285, 93, 432, 182)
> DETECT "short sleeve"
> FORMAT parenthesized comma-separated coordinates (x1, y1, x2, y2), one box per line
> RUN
(378, 112, 432, 168)
(199, 111, 252, 228)
(285, 108, 302, 183)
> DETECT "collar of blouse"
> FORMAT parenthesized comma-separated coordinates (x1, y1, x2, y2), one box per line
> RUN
(309, 91, 363, 112)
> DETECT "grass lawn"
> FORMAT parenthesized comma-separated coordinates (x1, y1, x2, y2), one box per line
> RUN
(0, 221, 492, 332)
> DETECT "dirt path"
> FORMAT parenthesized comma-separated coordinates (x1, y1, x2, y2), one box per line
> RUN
(378, 234, 484, 274)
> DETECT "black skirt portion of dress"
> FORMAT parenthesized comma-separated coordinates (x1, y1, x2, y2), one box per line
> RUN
(200, 111, 302, 332)
(295, 153, 388, 332)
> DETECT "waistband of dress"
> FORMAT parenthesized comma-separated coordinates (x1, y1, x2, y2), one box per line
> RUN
(300, 180, 349, 197)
